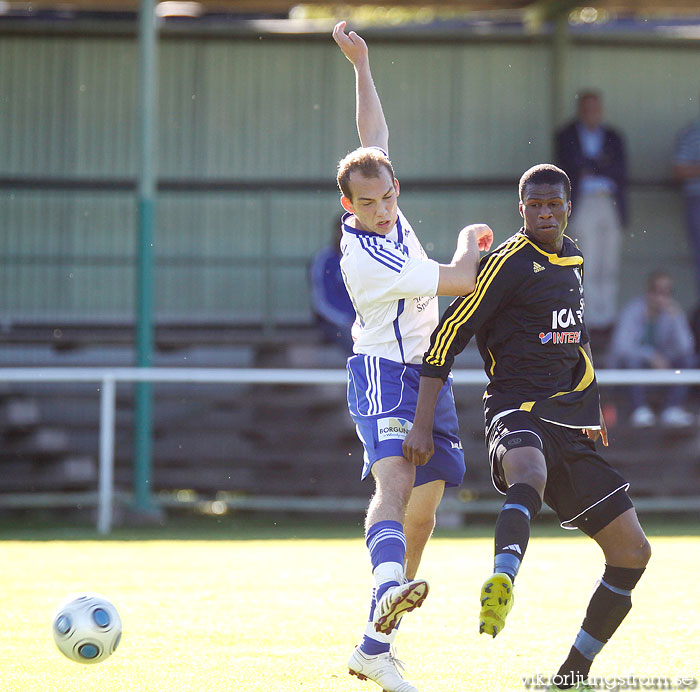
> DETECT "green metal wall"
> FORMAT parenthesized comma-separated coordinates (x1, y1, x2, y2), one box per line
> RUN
(1, 30, 698, 324)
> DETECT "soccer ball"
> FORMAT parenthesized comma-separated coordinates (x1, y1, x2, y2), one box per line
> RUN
(52, 593, 122, 664)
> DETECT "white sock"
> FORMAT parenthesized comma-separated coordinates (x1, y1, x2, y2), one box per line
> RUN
(372, 561, 404, 593)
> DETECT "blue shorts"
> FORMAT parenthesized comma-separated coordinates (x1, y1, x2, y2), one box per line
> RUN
(347, 354, 465, 488)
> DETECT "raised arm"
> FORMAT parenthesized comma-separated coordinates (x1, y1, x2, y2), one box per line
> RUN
(332, 21, 389, 153)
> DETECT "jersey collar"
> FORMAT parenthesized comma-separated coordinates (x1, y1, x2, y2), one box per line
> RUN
(519, 229, 583, 267)
(341, 211, 402, 243)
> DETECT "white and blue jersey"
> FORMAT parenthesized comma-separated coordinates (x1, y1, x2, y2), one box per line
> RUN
(340, 206, 465, 487)
(340, 207, 439, 365)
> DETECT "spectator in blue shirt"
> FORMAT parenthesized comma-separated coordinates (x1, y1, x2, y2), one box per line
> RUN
(556, 90, 627, 347)
(673, 101, 700, 297)
(607, 270, 696, 428)
(309, 217, 355, 354)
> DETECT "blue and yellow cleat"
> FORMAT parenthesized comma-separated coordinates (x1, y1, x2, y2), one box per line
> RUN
(478, 572, 514, 638)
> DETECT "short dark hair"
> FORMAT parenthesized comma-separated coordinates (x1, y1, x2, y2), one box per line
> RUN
(519, 164, 571, 202)
(337, 147, 395, 200)
(577, 89, 601, 103)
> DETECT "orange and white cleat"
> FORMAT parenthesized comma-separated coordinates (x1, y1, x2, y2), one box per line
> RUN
(372, 579, 429, 635)
(348, 647, 419, 692)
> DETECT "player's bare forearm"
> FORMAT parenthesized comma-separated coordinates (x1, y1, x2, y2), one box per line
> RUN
(437, 223, 493, 296)
(413, 375, 443, 430)
(582, 341, 609, 446)
(403, 375, 443, 466)
(586, 407, 609, 447)
(332, 21, 388, 151)
(355, 61, 389, 151)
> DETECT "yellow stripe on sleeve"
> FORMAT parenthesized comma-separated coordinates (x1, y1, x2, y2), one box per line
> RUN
(426, 237, 528, 367)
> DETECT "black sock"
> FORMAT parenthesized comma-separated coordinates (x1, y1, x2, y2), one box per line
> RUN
(555, 565, 646, 687)
(493, 483, 542, 581)
(552, 648, 590, 689)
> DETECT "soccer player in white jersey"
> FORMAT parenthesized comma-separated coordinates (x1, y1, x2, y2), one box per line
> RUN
(332, 21, 493, 692)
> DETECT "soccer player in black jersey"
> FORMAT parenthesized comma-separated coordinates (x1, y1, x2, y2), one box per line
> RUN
(403, 164, 651, 692)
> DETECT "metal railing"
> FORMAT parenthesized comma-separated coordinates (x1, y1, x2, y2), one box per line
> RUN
(1, 366, 699, 534)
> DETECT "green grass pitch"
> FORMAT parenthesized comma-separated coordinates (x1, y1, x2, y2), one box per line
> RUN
(1, 518, 698, 692)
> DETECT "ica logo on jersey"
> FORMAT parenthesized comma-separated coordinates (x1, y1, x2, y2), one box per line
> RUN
(552, 308, 576, 329)
(551, 300, 585, 329)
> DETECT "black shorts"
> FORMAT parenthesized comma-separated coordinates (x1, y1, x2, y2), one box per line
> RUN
(487, 410, 633, 537)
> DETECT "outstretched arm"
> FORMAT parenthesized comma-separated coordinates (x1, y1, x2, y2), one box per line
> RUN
(437, 223, 493, 297)
(332, 21, 389, 153)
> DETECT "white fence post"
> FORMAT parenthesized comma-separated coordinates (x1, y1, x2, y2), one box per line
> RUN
(0, 366, 699, 534)
(98, 376, 117, 535)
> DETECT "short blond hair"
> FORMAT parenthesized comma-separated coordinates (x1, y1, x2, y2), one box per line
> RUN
(337, 147, 395, 201)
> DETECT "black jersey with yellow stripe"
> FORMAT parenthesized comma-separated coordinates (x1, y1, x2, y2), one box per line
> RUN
(421, 230, 601, 429)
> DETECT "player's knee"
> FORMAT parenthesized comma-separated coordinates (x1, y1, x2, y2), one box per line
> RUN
(502, 449, 546, 495)
(611, 535, 652, 568)
(636, 536, 652, 567)
(405, 513, 436, 541)
(625, 525, 652, 567)
(525, 467, 547, 495)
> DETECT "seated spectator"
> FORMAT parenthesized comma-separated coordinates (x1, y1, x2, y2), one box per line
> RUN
(672, 100, 700, 296)
(690, 303, 700, 362)
(607, 270, 696, 428)
(309, 217, 355, 355)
